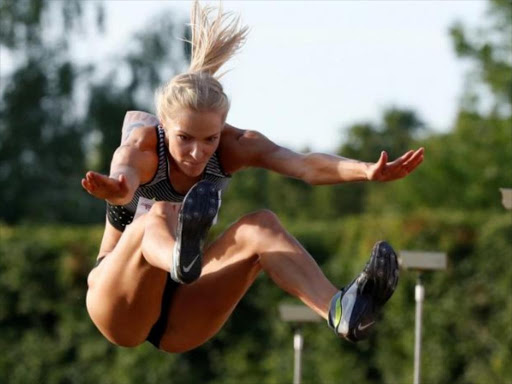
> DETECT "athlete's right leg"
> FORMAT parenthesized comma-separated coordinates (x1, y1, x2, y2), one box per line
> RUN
(86, 202, 178, 347)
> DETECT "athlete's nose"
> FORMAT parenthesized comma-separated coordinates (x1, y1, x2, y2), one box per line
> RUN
(190, 142, 204, 161)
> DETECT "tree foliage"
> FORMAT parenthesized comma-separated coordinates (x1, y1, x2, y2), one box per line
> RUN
(0, 0, 101, 223)
(0, 0, 186, 224)
(450, 0, 512, 113)
(1, 211, 510, 384)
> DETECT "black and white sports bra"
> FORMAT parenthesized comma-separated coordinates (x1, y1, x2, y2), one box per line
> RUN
(106, 125, 231, 231)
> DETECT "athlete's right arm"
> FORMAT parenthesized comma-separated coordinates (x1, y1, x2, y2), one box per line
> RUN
(81, 127, 158, 206)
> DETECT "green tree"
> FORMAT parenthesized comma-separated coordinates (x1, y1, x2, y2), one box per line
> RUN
(0, 0, 104, 223)
(450, 0, 512, 114)
(2, 210, 510, 384)
(0, 1, 187, 223)
(366, 0, 512, 214)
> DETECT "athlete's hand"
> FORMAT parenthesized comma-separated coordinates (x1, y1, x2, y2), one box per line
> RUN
(366, 148, 424, 182)
(81, 171, 131, 205)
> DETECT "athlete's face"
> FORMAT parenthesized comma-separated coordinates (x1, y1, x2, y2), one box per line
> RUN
(166, 108, 224, 177)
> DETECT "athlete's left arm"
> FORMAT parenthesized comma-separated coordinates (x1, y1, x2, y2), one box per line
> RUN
(227, 129, 424, 184)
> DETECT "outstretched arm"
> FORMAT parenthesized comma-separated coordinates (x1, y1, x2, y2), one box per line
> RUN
(222, 128, 424, 184)
(81, 127, 158, 205)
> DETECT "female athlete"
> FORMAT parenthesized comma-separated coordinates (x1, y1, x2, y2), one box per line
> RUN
(82, 1, 424, 353)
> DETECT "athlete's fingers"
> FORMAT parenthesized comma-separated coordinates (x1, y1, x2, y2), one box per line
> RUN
(403, 148, 423, 163)
(83, 174, 93, 188)
(388, 150, 414, 168)
(84, 171, 128, 200)
(404, 152, 423, 169)
(86, 171, 98, 181)
(389, 149, 423, 175)
(92, 172, 115, 191)
(115, 174, 127, 195)
(86, 171, 100, 189)
(400, 150, 415, 162)
(376, 148, 424, 181)
(403, 148, 424, 172)
(81, 178, 90, 192)
(385, 161, 410, 180)
(118, 174, 127, 187)
(367, 151, 388, 181)
(82, 178, 97, 194)
(85, 172, 107, 196)
(376, 151, 388, 172)
(389, 149, 423, 179)
(405, 155, 424, 174)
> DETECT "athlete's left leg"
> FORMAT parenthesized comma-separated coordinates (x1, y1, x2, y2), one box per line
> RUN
(159, 210, 338, 353)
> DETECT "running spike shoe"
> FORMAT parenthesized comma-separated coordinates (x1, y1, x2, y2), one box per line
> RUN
(170, 180, 220, 284)
(328, 241, 399, 342)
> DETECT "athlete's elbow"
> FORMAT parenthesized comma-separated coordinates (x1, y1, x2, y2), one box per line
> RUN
(303, 175, 325, 186)
(301, 169, 320, 185)
(301, 155, 322, 185)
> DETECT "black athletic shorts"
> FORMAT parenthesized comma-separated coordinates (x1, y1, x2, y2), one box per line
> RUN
(94, 256, 179, 348)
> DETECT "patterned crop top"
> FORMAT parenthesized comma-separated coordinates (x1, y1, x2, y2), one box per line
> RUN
(106, 125, 231, 231)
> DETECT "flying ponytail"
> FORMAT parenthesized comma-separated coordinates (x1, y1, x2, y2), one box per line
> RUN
(155, 1, 248, 126)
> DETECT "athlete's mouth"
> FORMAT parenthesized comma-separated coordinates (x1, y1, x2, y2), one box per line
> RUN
(183, 161, 202, 167)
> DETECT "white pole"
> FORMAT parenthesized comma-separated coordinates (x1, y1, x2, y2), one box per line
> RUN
(293, 328, 303, 384)
(414, 274, 425, 384)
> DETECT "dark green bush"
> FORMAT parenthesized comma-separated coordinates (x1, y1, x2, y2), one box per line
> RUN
(0, 211, 510, 383)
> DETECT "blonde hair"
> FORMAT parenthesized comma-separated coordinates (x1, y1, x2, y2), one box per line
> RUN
(155, 1, 248, 125)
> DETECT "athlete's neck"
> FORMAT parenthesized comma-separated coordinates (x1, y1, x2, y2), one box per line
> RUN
(168, 156, 202, 195)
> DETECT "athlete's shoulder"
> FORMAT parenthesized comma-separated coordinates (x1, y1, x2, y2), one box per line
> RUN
(218, 124, 278, 174)
(122, 125, 158, 153)
(112, 125, 159, 182)
(220, 124, 273, 148)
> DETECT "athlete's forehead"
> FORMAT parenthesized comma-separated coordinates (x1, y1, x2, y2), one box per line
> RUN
(169, 109, 223, 138)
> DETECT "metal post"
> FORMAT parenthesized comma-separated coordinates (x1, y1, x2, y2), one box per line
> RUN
(278, 304, 321, 384)
(293, 327, 303, 384)
(400, 251, 446, 384)
(414, 274, 424, 384)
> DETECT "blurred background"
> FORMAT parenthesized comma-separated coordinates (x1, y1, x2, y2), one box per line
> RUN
(0, 1, 511, 383)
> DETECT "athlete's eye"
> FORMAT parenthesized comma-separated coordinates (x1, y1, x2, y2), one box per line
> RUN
(206, 136, 219, 143)
(177, 135, 190, 142)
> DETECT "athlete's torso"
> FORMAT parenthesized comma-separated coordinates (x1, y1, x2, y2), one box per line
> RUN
(106, 125, 231, 231)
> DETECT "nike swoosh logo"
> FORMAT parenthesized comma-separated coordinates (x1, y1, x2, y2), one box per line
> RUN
(183, 254, 201, 273)
(357, 321, 375, 331)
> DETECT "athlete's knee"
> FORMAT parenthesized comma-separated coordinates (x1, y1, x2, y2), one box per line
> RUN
(108, 333, 146, 348)
(240, 209, 278, 226)
(247, 209, 283, 230)
(141, 202, 179, 235)
(103, 327, 146, 348)
(238, 210, 286, 245)
(87, 268, 98, 290)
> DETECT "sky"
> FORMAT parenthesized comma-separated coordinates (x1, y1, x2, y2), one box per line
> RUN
(7, 0, 490, 154)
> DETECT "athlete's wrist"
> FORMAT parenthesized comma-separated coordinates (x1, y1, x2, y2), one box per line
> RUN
(363, 162, 372, 181)
(106, 192, 133, 206)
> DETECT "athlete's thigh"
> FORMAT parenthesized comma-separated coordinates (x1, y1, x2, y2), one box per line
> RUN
(160, 217, 261, 353)
(86, 215, 168, 345)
